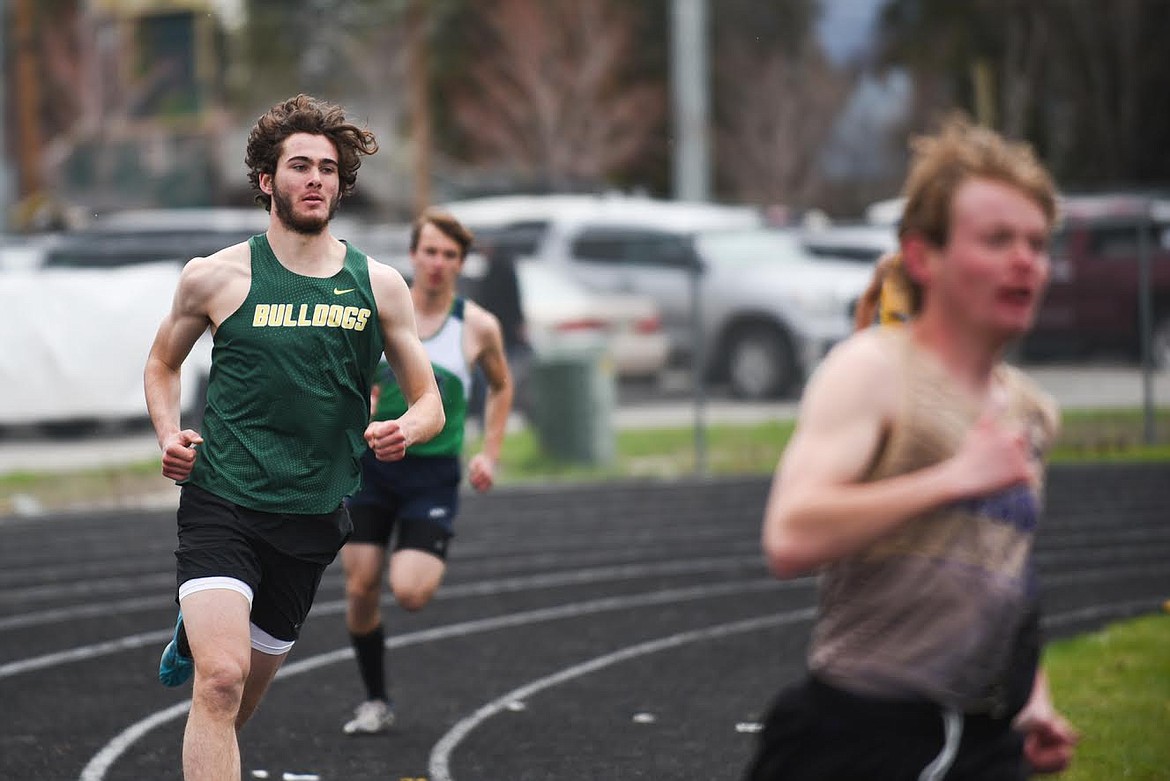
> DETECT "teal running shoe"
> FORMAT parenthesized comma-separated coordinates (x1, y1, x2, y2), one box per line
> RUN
(158, 613, 194, 687)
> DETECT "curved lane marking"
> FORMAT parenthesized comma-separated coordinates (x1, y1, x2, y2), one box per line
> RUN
(427, 608, 817, 781)
(6, 557, 786, 678)
(75, 585, 1170, 778)
(79, 578, 780, 780)
(1, 554, 767, 634)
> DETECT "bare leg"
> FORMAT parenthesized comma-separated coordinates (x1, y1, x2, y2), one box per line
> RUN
(180, 589, 253, 781)
(389, 549, 447, 612)
(237, 646, 289, 728)
(342, 542, 387, 633)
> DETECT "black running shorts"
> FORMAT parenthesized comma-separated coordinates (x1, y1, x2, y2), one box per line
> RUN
(175, 484, 351, 642)
(742, 677, 1027, 781)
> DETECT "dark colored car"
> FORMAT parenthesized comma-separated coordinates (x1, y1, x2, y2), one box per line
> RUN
(1025, 195, 1170, 368)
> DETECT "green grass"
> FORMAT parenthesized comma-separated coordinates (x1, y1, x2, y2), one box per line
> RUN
(484, 406, 1170, 485)
(1, 406, 1167, 515)
(0, 458, 175, 515)
(1043, 612, 1170, 781)
(1051, 407, 1170, 461)
(486, 419, 796, 485)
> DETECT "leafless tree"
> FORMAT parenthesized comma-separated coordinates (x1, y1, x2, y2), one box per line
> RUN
(715, 42, 851, 208)
(450, 0, 663, 188)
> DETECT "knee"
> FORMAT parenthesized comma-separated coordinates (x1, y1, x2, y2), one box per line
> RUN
(392, 582, 436, 612)
(345, 573, 382, 605)
(192, 654, 248, 716)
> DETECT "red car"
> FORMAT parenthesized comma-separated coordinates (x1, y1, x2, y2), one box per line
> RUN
(1026, 194, 1170, 368)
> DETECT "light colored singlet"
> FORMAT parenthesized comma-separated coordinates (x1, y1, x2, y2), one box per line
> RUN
(808, 328, 1059, 712)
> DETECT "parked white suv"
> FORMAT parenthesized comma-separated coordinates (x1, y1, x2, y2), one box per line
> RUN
(444, 194, 874, 398)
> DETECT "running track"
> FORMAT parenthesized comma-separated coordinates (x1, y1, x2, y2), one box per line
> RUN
(2, 465, 1168, 780)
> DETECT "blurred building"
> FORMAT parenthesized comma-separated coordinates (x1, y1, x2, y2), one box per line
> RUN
(78, 0, 230, 211)
(6, 0, 231, 227)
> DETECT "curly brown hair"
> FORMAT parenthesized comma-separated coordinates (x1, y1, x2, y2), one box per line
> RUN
(244, 94, 379, 211)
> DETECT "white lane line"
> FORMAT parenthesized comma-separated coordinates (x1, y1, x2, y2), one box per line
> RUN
(0, 595, 164, 632)
(426, 591, 1170, 780)
(0, 572, 172, 605)
(72, 586, 1170, 779)
(3, 556, 786, 677)
(13, 546, 1166, 639)
(79, 578, 780, 781)
(79, 702, 191, 781)
(427, 609, 817, 781)
(0, 629, 171, 678)
(16, 553, 1167, 680)
(278, 579, 781, 679)
(0, 554, 769, 634)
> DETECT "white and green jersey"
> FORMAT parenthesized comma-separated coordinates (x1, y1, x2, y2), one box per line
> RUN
(372, 297, 470, 457)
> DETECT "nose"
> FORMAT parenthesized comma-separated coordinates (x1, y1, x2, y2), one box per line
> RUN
(1010, 238, 1047, 278)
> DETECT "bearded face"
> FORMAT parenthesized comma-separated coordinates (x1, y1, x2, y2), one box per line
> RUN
(270, 177, 340, 236)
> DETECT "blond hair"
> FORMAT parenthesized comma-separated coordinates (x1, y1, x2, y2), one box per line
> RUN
(856, 115, 1057, 329)
(901, 113, 1056, 247)
(853, 251, 915, 331)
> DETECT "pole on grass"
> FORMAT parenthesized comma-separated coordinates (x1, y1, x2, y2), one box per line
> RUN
(1136, 201, 1156, 445)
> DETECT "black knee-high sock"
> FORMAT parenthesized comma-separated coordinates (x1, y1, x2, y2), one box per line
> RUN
(350, 625, 388, 702)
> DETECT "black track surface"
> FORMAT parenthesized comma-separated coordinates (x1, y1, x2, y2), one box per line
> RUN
(2, 464, 1168, 780)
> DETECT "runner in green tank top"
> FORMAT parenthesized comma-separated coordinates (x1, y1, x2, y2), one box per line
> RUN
(339, 208, 514, 735)
(143, 95, 444, 781)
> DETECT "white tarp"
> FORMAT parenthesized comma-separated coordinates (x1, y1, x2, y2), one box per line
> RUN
(0, 262, 211, 426)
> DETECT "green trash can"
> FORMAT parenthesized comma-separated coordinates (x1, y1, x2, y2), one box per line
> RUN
(528, 340, 616, 465)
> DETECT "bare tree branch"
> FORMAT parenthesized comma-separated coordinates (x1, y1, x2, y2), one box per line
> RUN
(451, 0, 663, 188)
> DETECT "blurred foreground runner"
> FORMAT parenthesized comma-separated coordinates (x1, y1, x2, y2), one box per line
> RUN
(745, 115, 1078, 781)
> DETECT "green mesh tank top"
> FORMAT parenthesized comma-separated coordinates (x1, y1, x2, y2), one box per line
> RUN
(188, 234, 384, 512)
(373, 297, 470, 457)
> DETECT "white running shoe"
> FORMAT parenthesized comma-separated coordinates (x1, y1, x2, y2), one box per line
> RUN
(343, 699, 395, 735)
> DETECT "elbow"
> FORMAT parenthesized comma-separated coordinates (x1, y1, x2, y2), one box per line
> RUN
(763, 539, 817, 580)
(762, 514, 821, 579)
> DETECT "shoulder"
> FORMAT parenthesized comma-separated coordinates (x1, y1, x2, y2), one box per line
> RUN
(798, 327, 903, 423)
(462, 298, 505, 342)
(365, 257, 411, 301)
(186, 240, 250, 276)
(462, 299, 502, 331)
(179, 242, 250, 305)
(812, 327, 902, 392)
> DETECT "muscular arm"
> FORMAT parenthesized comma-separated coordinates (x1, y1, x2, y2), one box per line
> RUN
(465, 302, 513, 491)
(367, 261, 444, 460)
(761, 331, 1034, 577)
(144, 257, 224, 479)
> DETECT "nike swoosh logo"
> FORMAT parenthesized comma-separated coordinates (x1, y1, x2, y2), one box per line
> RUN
(333, 287, 356, 295)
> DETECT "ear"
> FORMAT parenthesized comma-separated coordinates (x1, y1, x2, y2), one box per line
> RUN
(900, 234, 936, 287)
(258, 171, 274, 196)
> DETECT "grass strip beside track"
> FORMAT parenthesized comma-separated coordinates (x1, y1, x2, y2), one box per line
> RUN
(2, 407, 1169, 515)
(1043, 611, 1170, 781)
